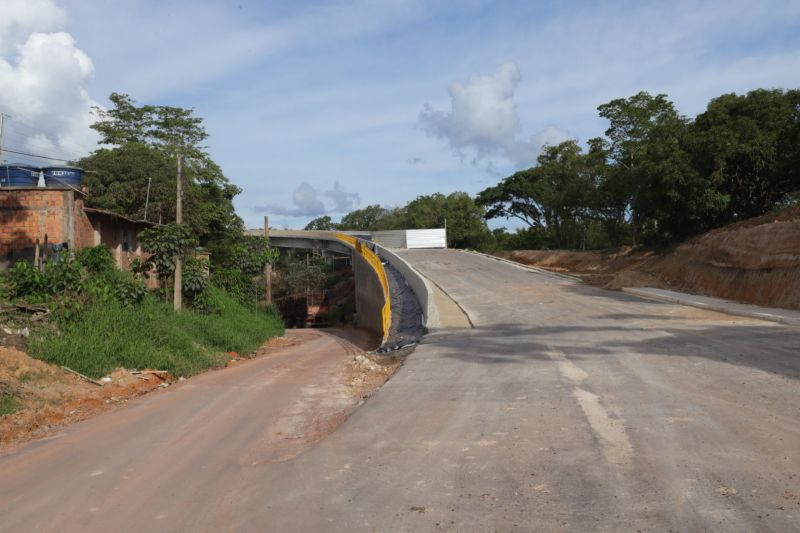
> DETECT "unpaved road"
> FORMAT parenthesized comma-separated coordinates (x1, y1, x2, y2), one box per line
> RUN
(2, 250, 799, 531)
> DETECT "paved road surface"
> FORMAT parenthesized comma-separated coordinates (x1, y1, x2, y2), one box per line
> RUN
(2, 250, 799, 531)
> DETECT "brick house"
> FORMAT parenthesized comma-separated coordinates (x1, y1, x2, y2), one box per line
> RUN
(0, 186, 155, 271)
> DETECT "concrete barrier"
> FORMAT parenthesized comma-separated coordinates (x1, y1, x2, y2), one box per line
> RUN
(332, 233, 391, 342)
(376, 245, 439, 330)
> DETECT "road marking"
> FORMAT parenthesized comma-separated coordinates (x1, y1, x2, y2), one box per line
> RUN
(548, 349, 633, 466)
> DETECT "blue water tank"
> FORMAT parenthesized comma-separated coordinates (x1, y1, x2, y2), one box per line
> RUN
(42, 166, 84, 189)
(0, 165, 39, 187)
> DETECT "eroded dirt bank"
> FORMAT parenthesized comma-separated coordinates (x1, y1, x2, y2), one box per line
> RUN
(500, 206, 800, 310)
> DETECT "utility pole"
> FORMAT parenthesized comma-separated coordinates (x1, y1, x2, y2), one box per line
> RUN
(143, 177, 152, 221)
(173, 154, 183, 311)
(264, 216, 271, 305)
(0, 113, 9, 164)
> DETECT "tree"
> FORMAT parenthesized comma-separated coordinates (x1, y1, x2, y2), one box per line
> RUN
(689, 89, 800, 222)
(476, 170, 547, 228)
(304, 216, 335, 230)
(338, 205, 389, 231)
(80, 93, 243, 264)
(597, 92, 680, 245)
(535, 141, 598, 249)
(138, 223, 195, 302)
(404, 192, 491, 249)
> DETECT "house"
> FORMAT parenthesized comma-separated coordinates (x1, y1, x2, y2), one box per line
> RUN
(0, 185, 155, 270)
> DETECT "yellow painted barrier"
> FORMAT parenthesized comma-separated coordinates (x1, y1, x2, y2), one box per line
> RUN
(332, 233, 391, 342)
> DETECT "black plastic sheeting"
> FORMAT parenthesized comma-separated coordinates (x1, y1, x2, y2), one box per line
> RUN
(375, 258, 425, 353)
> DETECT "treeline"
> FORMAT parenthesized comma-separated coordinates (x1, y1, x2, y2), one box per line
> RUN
(310, 89, 799, 251)
(478, 88, 800, 249)
(305, 192, 491, 249)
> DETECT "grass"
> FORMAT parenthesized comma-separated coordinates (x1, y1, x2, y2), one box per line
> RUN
(0, 395, 22, 417)
(28, 285, 284, 379)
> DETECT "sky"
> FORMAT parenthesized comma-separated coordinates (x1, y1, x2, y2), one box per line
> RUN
(1, 0, 799, 229)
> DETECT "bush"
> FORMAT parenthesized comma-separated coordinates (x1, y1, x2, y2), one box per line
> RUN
(28, 287, 284, 378)
(7, 261, 46, 301)
(76, 245, 115, 274)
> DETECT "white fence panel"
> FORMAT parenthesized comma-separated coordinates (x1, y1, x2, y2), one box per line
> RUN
(372, 230, 407, 249)
(406, 228, 447, 249)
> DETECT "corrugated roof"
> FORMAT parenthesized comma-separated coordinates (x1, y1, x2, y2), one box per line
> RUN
(83, 207, 157, 226)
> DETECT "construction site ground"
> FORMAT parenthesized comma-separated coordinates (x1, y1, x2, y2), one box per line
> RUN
(1, 249, 798, 532)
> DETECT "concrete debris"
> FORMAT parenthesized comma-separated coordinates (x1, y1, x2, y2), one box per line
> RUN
(354, 354, 380, 372)
(1, 326, 30, 337)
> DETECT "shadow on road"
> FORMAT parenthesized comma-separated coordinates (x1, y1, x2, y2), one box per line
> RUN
(420, 320, 800, 379)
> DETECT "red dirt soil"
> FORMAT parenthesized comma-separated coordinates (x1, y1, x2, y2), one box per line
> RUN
(1, 328, 398, 453)
(500, 206, 800, 310)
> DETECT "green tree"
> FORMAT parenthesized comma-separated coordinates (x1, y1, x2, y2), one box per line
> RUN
(476, 170, 547, 229)
(304, 216, 335, 230)
(689, 88, 800, 221)
(338, 205, 389, 231)
(139, 223, 196, 301)
(597, 91, 680, 245)
(405, 192, 491, 249)
(80, 93, 243, 263)
(534, 141, 598, 249)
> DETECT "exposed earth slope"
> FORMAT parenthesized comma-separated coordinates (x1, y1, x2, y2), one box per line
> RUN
(502, 206, 800, 310)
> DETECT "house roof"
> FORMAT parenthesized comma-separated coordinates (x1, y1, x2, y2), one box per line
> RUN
(83, 207, 157, 226)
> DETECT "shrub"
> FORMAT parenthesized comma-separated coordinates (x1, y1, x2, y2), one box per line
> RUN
(42, 257, 84, 294)
(7, 261, 46, 300)
(76, 245, 115, 274)
(28, 287, 284, 378)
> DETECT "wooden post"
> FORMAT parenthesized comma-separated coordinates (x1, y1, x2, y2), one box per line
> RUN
(264, 216, 271, 305)
(173, 154, 183, 311)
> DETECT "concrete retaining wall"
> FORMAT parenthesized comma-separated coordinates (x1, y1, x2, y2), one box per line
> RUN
(376, 245, 438, 330)
(353, 248, 387, 336)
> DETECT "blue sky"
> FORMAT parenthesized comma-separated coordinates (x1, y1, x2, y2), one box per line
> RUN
(2, 0, 799, 229)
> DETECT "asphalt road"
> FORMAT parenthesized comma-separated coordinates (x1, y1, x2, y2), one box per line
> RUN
(2, 249, 799, 532)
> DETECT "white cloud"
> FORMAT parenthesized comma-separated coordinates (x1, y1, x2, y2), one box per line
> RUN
(0, 0, 66, 55)
(0, 1, 99, 163)
(420, 62, 569, 168)
(255, 181, 360, 217)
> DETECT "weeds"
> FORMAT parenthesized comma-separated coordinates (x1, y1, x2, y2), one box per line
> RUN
(0, 389, 22, 417)
(28, 287, 283, 379)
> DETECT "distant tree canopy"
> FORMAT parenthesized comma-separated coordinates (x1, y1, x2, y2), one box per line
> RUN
(79, 93, 244, 265)
(477, 88, 800, 249)
(308, 193, 492, 249)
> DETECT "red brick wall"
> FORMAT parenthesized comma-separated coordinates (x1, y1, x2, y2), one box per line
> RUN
(0, 189, 78, 262)
(74, 197, 96, 250)
(2, 189, 156, 289)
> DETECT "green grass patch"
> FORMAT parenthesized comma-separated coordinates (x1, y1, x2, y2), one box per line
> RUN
(0, 395, 22, 417)
(28, 285, 284, 379)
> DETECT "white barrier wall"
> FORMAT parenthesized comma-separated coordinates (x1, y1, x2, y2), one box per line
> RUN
(371, 228, 447, 249)
(371, 230, 406, 249)
(406, 228, 446, 249)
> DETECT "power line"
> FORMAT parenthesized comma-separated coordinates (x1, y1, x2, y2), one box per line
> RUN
(3, 115, 97, 155)
(2, 147, 75, 163)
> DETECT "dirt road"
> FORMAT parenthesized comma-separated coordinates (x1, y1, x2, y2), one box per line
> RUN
(1, 250, 799, 531)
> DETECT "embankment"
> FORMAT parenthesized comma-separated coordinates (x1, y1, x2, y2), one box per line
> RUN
(501, 207, 800, 311)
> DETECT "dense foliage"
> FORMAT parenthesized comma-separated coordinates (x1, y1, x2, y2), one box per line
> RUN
(79, 93, 244, 263)
(28, 287, 283, 378)
(476, 88, 800, 249)
(1, 246, 283, 378)
(305, 192, 492, 249)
